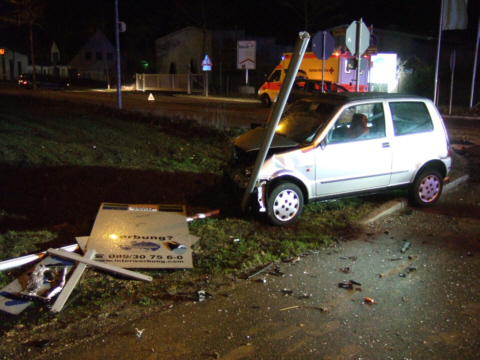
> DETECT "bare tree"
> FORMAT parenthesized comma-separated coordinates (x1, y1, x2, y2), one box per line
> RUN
(1, 0, 45, 89)
(280, 0, 347, 33)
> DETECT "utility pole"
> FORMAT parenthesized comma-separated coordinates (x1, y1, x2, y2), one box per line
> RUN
(115, 0, 122, 109)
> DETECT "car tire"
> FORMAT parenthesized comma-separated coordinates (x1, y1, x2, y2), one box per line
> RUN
(409, 169, 443, 207)
(267, 182, 304, 226)
(261, 95, 272, 108)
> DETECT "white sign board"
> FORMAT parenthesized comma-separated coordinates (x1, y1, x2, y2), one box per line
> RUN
(86, 203, 199, 269)
(370, 53, 397, 83)
(237, 41, 256, 69)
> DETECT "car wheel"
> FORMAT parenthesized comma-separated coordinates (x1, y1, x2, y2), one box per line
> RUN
(261, 95, 272, 108)
(267, 182, 304, 226)
(409, 169, 443, 207)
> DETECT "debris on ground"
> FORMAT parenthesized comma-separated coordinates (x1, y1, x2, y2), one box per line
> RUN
(339, 256, 357, 261)
(196, 290, 213, 302)
(284, 256, 300, 264)
(186, 209, 220, 222)
(135, 328, 145, 338)
(338, 280, 362, 289)
(247, 263, 273, 279)
(387, 257, 403, 261)
(269, 267, 284, 276)
(401, 241, 411, 253)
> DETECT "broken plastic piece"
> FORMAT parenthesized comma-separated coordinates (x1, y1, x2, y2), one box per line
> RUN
(338, 280, 362, 289)
(135, 328, 145, 338)
(196, 290, 213, 302)
(401, 242, 411, 253)
(197, 290, 206, 301)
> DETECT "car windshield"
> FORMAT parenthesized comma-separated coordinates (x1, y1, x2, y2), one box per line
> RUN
(275, 101, 337, 143)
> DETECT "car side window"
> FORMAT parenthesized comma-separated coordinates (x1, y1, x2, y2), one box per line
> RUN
(389, 102, 434, 136)
(327, 103, 386, 144)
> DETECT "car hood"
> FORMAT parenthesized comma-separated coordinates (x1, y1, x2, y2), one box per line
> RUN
(234, 127, 299, 152)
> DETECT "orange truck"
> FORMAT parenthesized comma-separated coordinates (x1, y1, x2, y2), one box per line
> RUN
(258, 52, 369, 107)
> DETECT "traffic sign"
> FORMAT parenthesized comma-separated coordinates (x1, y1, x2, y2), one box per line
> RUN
(237, 41, 256, 70)
(346, 20, 370, 55)
(202, 55, 212, 71)
(312, 31, 335, 60)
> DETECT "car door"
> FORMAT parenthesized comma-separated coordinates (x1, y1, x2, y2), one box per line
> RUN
(314, 101, 392, 197)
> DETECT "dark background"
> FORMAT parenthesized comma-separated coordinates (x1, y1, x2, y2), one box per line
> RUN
(1, 0, 479, 67)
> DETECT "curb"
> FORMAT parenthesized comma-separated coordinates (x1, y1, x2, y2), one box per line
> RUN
(360, 174, 470, 225)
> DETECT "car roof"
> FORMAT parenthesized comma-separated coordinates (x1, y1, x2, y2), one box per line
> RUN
(298, 92, 427, 105)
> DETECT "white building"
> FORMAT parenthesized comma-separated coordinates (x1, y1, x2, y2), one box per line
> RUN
(0, 47, 28, 81)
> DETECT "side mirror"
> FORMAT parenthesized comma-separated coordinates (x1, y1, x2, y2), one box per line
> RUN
(320, 138, 327, 150)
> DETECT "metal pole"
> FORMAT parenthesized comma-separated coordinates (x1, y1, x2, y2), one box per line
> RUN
(434, 0, 445, 105)
(115, 0, 122, 109)
(321, 31, 326, 92)
(470, 17, 480, 109)
(240, 32, 310, 212)
(356, 18, 362, 92)
(449, 49, 455, 115)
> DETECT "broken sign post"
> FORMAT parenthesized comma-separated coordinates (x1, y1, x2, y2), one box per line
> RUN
(240, 32, 310, 212)
(47, 248, 153, 282)
(50, 249, 96, 313)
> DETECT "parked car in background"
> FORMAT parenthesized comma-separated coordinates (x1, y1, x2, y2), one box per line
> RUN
(223, 93, 451, 226)
(18, 74, 69, 90)
(287, 78, 349, 105)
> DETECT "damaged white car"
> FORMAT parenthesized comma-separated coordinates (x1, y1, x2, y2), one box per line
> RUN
(223, 93, 452, 226)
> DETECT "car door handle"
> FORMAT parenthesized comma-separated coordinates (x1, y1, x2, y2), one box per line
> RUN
(382, 142, 390, 148)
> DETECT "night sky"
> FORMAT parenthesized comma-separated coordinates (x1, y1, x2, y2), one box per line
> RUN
(0, 0, 479, 65)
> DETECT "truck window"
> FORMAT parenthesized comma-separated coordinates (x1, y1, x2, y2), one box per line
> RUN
(268, 70, 282, 82)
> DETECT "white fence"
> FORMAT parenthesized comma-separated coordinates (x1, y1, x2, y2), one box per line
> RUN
(135, 73, 204, 93)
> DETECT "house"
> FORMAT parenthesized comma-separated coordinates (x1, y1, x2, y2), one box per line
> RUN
(69, 30, 117, 82)
(155, 27, 289, 94)
(29, 42, 71, 78)
(0, 47, 28, 81)
(155, 27, 212, 76)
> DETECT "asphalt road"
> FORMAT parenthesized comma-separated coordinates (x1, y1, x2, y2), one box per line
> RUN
(49, 178, 480, 360)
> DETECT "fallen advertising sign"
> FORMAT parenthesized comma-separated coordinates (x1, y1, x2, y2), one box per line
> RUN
(85, 203, 199, 269)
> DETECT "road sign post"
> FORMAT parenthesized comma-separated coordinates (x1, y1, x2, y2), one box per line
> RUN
(312, 31, 335, 92)
(202, 55, 212, 97)
(346, 19, 370, 92)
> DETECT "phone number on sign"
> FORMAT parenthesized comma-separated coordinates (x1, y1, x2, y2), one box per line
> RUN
(108, 254, 183, 260)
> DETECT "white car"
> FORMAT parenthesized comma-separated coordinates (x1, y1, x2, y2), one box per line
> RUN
(223, 93, 452, 226)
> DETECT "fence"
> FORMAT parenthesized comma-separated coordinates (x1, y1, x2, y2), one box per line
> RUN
(135, 73, 204, 93)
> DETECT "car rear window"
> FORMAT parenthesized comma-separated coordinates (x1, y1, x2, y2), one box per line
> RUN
(389, 102, 434, 136)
